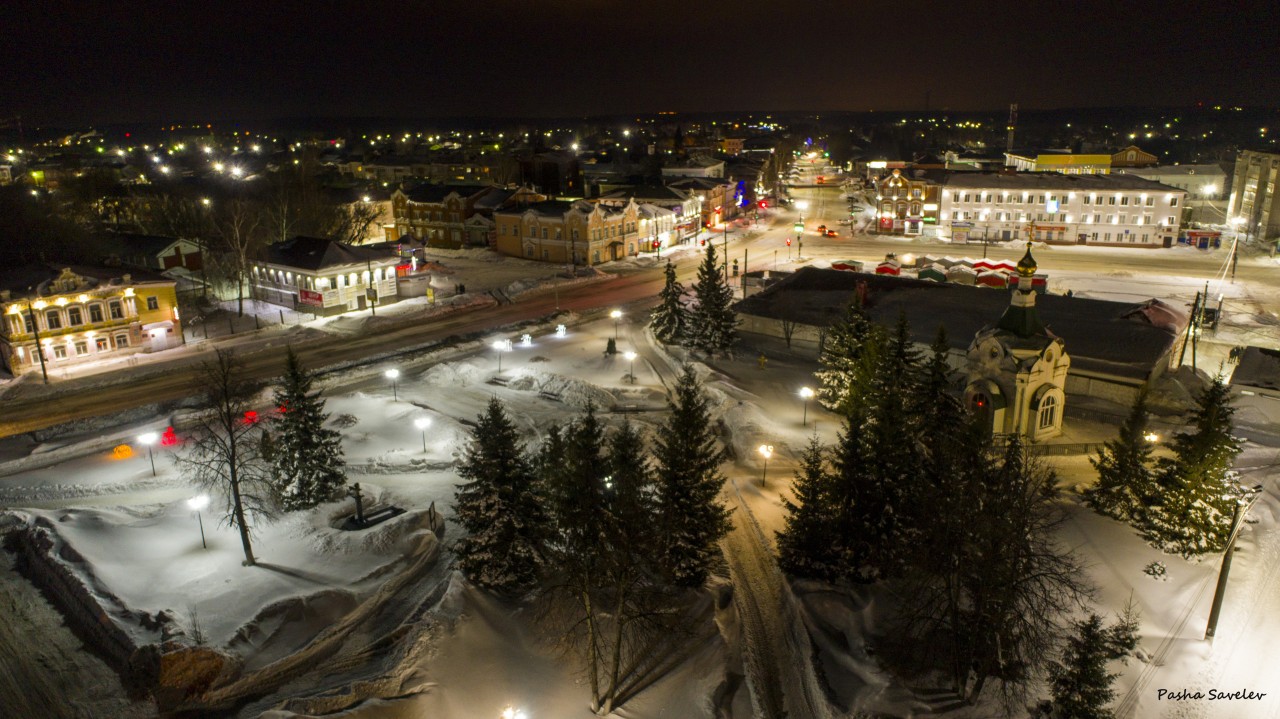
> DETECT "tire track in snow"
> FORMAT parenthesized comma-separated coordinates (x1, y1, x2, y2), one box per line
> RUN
(722, 478, 831, 719)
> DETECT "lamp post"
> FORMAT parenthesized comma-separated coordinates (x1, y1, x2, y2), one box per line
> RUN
(493, 339, 510, 373)
(757, 444, 773, 486)
(1229, 216, 1245, 283)
(414, 417, 431, 453)
(610, 309, 622, 340)
(24, 301, 49, 384)
(799, 386, 815, 426)
(384, 368, 400, 401)
(138, 432, 158, 476)
(187, 494, 209, 549)
(1205, 484, 1265, 641)
(624, 350, 636, 384)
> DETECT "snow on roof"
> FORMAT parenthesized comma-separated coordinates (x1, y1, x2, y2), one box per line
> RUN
(1231, 347, 1280, 392)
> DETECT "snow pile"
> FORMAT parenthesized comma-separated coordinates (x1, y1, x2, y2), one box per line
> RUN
(420, 358, 493, 388)
(503, 265, 609, 299)
(505, 368, 617, 410)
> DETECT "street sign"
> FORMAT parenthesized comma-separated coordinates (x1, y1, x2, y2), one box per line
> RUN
(793, 222, 803, 231)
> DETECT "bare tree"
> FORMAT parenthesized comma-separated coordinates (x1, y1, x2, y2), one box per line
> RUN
(328, 201, 383, 245)
(175, 349, 276, 566)
(215, 198, 268, 316)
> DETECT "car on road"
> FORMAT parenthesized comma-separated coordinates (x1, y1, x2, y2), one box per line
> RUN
(817, 224, 827, 233)
(825, 229, 838, 237)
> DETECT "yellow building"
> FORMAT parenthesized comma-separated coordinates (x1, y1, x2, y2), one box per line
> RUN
(494, 198, 641, 265)
(1, 266, 183, 377)
(1005, 151, 1112, 175)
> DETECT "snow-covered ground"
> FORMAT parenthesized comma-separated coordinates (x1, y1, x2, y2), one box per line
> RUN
(3, 269, 1280, 717)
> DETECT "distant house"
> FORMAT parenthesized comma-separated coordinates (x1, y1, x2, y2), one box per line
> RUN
(99, 233, 204, 274)
(1111, 145, 1159, 168)
(661, 155, 726, 179)
(251, 236, 401, 315)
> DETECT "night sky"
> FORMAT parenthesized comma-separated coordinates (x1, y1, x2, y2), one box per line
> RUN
(4, 0, 1278, 125)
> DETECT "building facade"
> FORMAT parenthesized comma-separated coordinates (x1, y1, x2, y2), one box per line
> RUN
(596, 184, 702, 244)
(1227, 150, 1280, 248)
(1110, 145, 1159, 168)
(938, 173, 1186, 247)
(493, 199, 640, 265)
(1005, 151, 1112, 175)
(1, 266, 183, 376)
(873, 168, 942, 235)
(251, 236, 402, 315)
(391, 184, 503, 248)
(1117, 164, 1229, 225)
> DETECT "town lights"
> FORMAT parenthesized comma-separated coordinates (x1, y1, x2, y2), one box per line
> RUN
(757, 445, 774, 486)
(624, 350, 637, 384)
(799, 386, 815, 425)
(500, 708, 527, 719)
(384, 368, 401, 401)
(187, 494, 210, 548)
(138, 432, 159, 476)
(610, 309, 623, 339)
(414, 417, 432, 453)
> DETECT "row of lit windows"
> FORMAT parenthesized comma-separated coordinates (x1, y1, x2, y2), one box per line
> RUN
(944, 211, 1176, 226)
(254, 267, 390, 291)
(16, 332, 131, 363)
(950, 192, 1176, 207)
(5, 298, 144, 335)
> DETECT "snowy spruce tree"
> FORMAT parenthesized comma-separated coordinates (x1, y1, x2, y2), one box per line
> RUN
(776, 435, 842, 581)
(688, 243, 737, 355)
(1045, 608, 1139, 719)
(1084, 390, 1155, 522)
(650, 260, 688, 345)
(1140, 375, 1244, 555)
(654, 365, 732, 587)
(268, 348, 347, 511)
(541, 404, 610, 563)
(815, 291, 883, 416)
(453, 398, 547, 597)
(606, 420, 658, 554)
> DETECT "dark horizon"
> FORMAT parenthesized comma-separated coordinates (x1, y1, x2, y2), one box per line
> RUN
(4, 0, 1279, 127)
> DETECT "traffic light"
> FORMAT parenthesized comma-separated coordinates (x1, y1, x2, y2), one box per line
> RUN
(700, 238, 706, 246)
(758, 200, 768, 208)
(786, 238, 792, 246)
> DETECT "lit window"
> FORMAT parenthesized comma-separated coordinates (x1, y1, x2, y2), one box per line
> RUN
(1039, 394, 1058, 429)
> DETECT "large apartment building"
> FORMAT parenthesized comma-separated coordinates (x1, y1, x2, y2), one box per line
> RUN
(1, 266, 183, 376)
(1227, 150, 1280, 248)
(937, 173, 1186, 247)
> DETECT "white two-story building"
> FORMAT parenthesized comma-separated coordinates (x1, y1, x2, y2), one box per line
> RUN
(937, 173, 1186, 247)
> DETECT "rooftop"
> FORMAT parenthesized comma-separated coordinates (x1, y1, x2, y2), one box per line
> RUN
(264, 236, 399, 272)
(942, 172, 1184, 193)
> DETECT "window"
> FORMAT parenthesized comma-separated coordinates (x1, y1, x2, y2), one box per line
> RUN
(1121, 196, 1129, 206)
(1105, 233, 1112, 241)
(114, 334, 129, 348)
(146, 296, 159, 311)
(1039, 393, 1058, 429)
(1142, 234, 1150, 242)
(1145, 197, 1154, 206)
(53, 345, 68, 359)
(95, 337, 108, 352)
(45, 310, 62, 329)
(74, 341, 88, 356)
(1166, 216, 1177, 225)
(1108, 196, 1117, 205)
(68, 307, 83, 325)
(109, 301, 124, 319)
(1083, 196, 1092, 205)
(89, 304, 104, 323)
(1170, 197, 1179, 207)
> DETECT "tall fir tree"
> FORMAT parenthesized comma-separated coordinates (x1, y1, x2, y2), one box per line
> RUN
(650, 260, 688, 345)
(1084, 390, 1156, 521)
(815, 292, 883, 416)
(777, 435, 842, 581)
(688, 243, 737, 355)
(606, 420, 658, 556)
(1046, 614, 1127, 719)
(541, 404, 611, 561)
(654, 365, 732, 587)
(268, 347, 347, 511)
(1140, 375, 1244, 555)
(453, 398, 547, 597)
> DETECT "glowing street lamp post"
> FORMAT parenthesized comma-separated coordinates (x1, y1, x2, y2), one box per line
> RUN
(799, 386, 815, 426)
(493, 339, 511, 373)
(624, 350, 637, 384)
(795, 200, 809, 259)
(414, 417, 432, 453)
(384, 368, 400, 401)
(610, 309, 622, 340)
(757, 444, 773, 486)
(187, 494, 210, 549)
(138, 432, 158, 476)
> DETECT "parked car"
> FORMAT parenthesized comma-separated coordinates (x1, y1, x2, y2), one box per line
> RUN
(825, 229, 839, 237)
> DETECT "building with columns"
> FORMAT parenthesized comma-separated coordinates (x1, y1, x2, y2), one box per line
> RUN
(964, 244, 1070, 440)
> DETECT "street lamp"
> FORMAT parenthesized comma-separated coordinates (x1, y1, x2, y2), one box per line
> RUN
(757, 444, 773, 486)
(138, 432, 158, 476)
(384, 368, 400, 401)
(795, 200, 809, 259)
(624, 350, 637, 384)
(1229, 216, 1245, 282)
(493, 339, 510, 373)
(414, 417, 432, 453)
(187, 494, 209, 549)
(1144, 432, 1159, 443)
(799, 386, 815, 425)
(610, 309, 622, 339)
(501, 708, 527, 719)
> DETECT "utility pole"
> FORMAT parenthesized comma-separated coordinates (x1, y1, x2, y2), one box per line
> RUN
(1006, 103, 1018, 154)
(1206, 486, 1264, 640)
(25, 301, 49, 384)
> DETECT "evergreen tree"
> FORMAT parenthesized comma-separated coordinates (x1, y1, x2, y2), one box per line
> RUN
(1047, 613, 1130, 719)
(815, 292, 883, 416)
(688, 243, 737, 355)
(914, 326, 966, 465)
(650, 260, 688, 345)
(268, 348, 347, 511)
(777, 435, 842, 581)
(1140, 375, 1244, 555)
(453, 398, 546, 596)
(654, 365, 732, 587)
(542, 404, 611, 561)
(606, 420, 658, 556)
(827, 407, 905, 583)
(1084, 390, 1155, 521)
